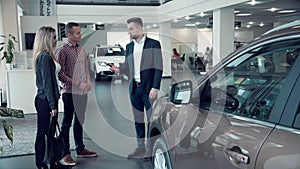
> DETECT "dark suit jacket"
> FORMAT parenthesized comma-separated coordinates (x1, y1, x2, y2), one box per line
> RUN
(120, 36, 163, 94)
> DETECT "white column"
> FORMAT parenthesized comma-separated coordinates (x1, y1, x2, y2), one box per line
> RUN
(159, 22, 172, 77)
(212, 7, 235, 66)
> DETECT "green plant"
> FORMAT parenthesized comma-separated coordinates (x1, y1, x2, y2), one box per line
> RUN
(0, 34, 18, 64)
(0, 107, 24, 156)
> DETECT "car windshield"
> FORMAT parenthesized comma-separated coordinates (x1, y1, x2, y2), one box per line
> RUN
(97, 47, 124, 57)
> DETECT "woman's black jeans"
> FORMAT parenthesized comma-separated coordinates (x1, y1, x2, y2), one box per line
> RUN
(34, 96, 54, 168)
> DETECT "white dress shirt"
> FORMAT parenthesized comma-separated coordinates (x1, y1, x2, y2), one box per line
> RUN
(133, 35, 146, 82)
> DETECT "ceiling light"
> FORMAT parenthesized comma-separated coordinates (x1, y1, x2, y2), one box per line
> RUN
(173, 18, 178, 23)
(152, 24, 158, 27)
(185, 16, 190, 20)
(234, 10, 240, 13)
(250, 0, 257, 5)
(246, 25, 251, 28)
(278, 10, 296, 13)
(195, 22, 200, 25)
(146, 25, 151, 29)
(235, 26, 239, 30)
(199, 12, 205, 17)
(185, 23, 196, 27)
(267, 7, 279, 12)
(259, 22, 264, 27)
(248, 21, 254, 25)
(236, 13, 252, 16)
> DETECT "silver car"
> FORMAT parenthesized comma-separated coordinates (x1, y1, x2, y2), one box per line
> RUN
(149, 21, 300, 169)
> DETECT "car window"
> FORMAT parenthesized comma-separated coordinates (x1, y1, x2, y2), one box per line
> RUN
(292, 103, 300, 129)
(194, 38, 300, 123)
(97, 47, 125, 57)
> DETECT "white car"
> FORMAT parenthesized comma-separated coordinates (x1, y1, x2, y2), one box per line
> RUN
(90, 44, 125, 81)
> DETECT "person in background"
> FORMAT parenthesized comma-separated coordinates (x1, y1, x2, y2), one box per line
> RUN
(56, 22, 97, 166)
(172, 48, 180, 59)
(33, 26, 60, 169)
(110, 17, 163, 162)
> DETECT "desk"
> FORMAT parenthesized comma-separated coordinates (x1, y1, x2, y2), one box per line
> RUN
(6, 69, 63, 114)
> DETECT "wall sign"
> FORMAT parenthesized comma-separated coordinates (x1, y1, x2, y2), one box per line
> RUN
(39, 0, 55, 16)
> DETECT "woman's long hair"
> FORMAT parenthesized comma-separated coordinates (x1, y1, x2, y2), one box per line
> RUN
(32, 26, 56, 70)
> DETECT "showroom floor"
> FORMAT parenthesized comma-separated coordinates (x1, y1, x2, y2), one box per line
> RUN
(0, 68, 203, 169)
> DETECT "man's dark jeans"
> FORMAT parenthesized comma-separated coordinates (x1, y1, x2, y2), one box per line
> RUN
(61, 93, 87, 154)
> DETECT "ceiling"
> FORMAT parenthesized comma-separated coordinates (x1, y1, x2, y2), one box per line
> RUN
(56, 0, 300, 30)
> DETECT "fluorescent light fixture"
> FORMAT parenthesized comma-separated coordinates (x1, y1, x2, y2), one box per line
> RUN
(278, 10, 296, 13)
(234, 10, 240, 13)
(185, 23, 196, 27)
(267, 7, 279, 12)
(236, 13, 252, 16)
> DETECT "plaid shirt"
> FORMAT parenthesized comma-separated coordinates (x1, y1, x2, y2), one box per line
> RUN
(56, 41, 91, 95)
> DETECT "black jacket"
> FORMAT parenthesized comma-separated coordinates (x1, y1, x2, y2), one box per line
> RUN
(120, 36, 163, 94)
(35, 51, 60, 110)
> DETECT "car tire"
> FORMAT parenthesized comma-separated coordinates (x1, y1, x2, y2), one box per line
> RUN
(152, 137, 173, 169)
(95, 73, 101, 81)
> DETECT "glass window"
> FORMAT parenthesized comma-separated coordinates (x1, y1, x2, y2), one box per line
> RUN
(194, 38, 300, 123)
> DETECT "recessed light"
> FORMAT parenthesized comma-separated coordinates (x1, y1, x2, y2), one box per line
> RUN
(267, 7, 279, 12)
(235, 26, 239, 29)
(259, 22, 264, 27)
(246, 25, 251, 28)
(278, 10, 296, 13)
(236, 13, 252, 16)
(198, 12, 206, 17)
(185, 16, 191, 20)
(195, 22, 201, 25)
(248, 21, 254, 25)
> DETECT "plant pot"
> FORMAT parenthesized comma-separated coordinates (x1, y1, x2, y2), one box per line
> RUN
(6, 63, 13, 70)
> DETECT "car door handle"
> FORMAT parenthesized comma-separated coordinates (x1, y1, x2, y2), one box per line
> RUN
(225, 146, 250, 164)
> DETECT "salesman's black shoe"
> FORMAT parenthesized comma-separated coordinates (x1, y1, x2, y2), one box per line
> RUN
(143, 150, 152, 162)
(127, 147, 146, 159)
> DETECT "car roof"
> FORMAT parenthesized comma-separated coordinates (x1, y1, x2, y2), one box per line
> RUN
(262, 20, 300, 36)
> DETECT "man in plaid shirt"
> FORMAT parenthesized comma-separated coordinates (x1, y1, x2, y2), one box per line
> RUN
(56, 22, 97, 166)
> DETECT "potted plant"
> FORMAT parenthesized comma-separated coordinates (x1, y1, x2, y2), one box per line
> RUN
(0, 34, 18, 69)
(0, 107, 24, 156)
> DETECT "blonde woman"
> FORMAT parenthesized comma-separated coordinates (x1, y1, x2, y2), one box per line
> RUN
(33, 26, 60, 169)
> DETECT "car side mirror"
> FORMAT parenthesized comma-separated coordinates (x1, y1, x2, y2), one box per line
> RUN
(169, 80, 192, 104)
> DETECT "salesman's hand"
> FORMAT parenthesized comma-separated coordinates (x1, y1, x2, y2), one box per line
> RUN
(50, 109, 57, 116)
(109, 65, 120, 74)
(149, 88, 158, 99)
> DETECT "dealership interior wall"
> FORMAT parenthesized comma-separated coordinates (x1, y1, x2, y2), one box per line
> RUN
(0, 0, 297, 113)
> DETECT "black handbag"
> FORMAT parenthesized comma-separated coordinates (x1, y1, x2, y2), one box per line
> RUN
(43, 115, 66, 164)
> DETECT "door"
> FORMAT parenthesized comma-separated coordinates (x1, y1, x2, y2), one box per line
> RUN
(256, 56, 300, 169)
(173, 37, 300, 169)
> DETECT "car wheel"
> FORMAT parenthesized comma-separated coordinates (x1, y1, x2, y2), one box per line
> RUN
(95, 73, 101, 81)
(152, 137, 173, 169)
